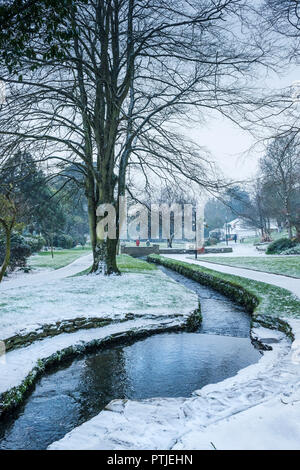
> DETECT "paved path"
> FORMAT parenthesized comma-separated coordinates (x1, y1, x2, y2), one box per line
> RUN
(0, 253, 93, 291)
(164, 254, 300, 299)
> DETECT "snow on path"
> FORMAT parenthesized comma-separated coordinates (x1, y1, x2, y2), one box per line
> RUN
(0, 253, 93, 291)
(163, 254, 300, 299)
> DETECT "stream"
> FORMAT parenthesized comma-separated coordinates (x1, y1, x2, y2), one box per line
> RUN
(0, 267, 261, 450)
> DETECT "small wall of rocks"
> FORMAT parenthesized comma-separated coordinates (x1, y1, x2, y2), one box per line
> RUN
(3, 317, 116, 352)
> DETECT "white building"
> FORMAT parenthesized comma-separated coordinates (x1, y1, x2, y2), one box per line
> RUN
(226, 218, 258, 239)
(209, 217, 279, 241)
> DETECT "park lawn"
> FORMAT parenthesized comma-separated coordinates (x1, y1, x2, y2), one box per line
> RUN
(29, 247, 91, 270)
(117, 254, 157, 272)
(149, 255, 300, 322)
(200, 256, 300, 278)
(75, 254, 157, 276)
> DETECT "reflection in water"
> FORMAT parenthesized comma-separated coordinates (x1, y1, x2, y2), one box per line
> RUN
(0, 267, 261, 450)
(0, 333, 260, 450)
(159, 266, 251, 338)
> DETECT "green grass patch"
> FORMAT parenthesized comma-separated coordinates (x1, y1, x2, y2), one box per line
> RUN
(148, 255, 300, 325)
(117, 254, 157, 272)
(74, 254, 157, 276)
(29, 248, 91, 270)
(197, 256, 300, 278)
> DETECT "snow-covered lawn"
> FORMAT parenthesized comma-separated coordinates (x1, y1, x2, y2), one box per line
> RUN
(29, 248, 92, 270)
(0, 269, 198, 340)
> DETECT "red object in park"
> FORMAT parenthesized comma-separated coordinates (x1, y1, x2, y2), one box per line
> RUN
(136, 239, 140, 247)
(197, 246, 205, 254)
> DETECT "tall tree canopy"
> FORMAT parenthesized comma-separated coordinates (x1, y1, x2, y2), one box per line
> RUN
(0, 0, 276, 273)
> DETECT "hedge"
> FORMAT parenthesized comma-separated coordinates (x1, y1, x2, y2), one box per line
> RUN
(147, 254, 300, 338)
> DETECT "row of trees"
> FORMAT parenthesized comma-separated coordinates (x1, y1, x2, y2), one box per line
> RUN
(205, 134, 300, 242)
(250, 135, 300, 240)
(0, 150, 88, 277)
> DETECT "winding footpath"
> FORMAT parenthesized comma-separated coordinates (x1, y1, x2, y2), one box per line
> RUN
(0, 253, 93, 291)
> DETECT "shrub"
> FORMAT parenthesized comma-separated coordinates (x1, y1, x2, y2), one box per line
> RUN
(266, 237, 297, 255)
(205, 237, 218, 246)
(0, 232, 31, 271)
(52, 233, 76, 249)
(281, 244, 300, 255)
(25, 235, 45, 253)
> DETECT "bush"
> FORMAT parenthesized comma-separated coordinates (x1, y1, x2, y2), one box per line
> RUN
(52, 233, 76, 249)
(281, 244, 300, 255)
(266, 237, 297, 254)
(205, 237, 218, 246)
(25, 235, 45, 253)
(0, 232, 31, 271)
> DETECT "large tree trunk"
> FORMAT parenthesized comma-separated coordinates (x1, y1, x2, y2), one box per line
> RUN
(287, 220, 293, 239)
(87, 190, 97, 268)
(0, 223, 12, 283)
(87, 196, 120, 275)
(92, 238, 119, 275)
(89, 176, 120, 275)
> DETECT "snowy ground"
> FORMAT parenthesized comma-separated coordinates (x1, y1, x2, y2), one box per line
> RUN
(0, 268, 197, 340)
(48, 254, 300, 451)
(201, 242, 265, 257)
(0, 253, 93, 291)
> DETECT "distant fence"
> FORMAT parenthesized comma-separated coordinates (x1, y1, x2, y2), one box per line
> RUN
(121, 245, 232, 257)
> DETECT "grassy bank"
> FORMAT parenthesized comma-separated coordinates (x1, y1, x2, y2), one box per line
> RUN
(148, 255, 300, 336)
(198, 256, 300, 278)
(74, 254, 157, 276)
(29, 247, 91, 270)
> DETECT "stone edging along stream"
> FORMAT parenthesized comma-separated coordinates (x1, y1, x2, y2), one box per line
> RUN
(147, 254, 295, 341)
(0, 310, 201, 419)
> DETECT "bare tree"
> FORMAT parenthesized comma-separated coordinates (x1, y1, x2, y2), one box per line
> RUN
(0, 0, 278, 273)
(0, 189, 16, 282)
(260, 133, 300, 239)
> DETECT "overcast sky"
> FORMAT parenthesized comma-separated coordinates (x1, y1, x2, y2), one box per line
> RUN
(186, 66, 300, 182)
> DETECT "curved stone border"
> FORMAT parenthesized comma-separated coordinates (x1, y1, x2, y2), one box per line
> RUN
(0, 307, 201, 420)
(3, 309, 202, 354)
(4, 317, 115, 352)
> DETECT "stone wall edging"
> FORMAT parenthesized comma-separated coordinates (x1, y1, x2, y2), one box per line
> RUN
(147, 254, 294, 343)
(0, 307, 201, 419)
